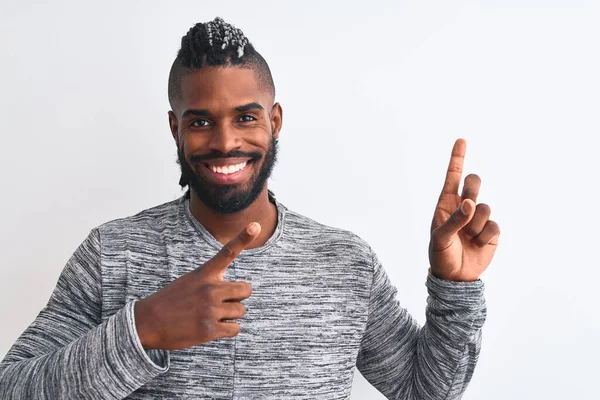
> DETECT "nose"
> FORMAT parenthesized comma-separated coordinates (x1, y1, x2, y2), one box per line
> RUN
(206, 122, 242, 155)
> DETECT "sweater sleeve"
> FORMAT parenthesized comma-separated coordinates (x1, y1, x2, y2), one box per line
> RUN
(0, 228, 170, 399)
(356, 247, 486, 400)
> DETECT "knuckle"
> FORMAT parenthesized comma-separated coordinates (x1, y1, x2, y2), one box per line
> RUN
(200, 284, 219, 301)
(199, 319, 216, 337)
(208, 288, 221, 302)
(206, 304, 219, 318)
(464, 224, 479, 237)
(228, 323, 241, 337)
(230, 281, 252, 298)
(476, 236, 489, 247)
(486, 219, 500, 231)
(242, 282, 253, 296)
(220, 244, 234, 259)
(487, 220, 500, 231)
(476, 203, 491, 215)
(449, 209, 461, 223)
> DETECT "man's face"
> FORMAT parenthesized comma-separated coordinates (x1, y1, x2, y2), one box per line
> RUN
(169, 67, 282, 214)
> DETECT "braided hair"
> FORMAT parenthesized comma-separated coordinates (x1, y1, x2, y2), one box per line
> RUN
(168, 17, 275, 111)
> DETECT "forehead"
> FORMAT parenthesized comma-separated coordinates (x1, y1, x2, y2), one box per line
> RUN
(179, 67, 269, 114)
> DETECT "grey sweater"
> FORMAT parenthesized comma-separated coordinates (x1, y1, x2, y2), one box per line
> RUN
(0, 190, 486, 399)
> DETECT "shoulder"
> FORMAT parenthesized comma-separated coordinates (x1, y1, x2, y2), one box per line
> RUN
(94, 196, 183, 239)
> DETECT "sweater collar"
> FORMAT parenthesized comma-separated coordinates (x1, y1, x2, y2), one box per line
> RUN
(180, 189, 286, 255)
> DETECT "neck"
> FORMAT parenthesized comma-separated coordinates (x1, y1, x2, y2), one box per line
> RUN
(188, 186, 278, 249)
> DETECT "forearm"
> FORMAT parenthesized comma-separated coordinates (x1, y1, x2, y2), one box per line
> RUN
(412, 272, 486, 399)
(0, 301, 169, 400)
(356, 258, 486, 400)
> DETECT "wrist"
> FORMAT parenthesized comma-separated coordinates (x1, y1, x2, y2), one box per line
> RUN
(428, 267, 480, 283)
(134, 299, 157, 350)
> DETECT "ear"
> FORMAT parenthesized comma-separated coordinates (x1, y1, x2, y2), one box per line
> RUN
(168, 110, 179, 145)
(270, 102, 283, 140)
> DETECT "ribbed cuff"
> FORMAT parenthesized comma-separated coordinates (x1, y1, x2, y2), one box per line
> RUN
(106, 300, 170, 390)
(426, 271, 485, 309)
(126, 301, 170, 371)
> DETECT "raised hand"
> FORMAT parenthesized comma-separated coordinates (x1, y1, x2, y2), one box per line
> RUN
(134, 222, 261, 350)
(428, 139, 500, 282)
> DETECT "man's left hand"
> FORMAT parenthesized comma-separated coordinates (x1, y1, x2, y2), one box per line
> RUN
(428, 138, 500, 282)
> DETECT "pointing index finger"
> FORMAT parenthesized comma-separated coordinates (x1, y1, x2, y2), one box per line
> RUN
(199, 222, 261, 280)
(441, 138, 467, 196)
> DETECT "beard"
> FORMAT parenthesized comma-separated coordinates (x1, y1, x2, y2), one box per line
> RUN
(177, 135, 279, 214)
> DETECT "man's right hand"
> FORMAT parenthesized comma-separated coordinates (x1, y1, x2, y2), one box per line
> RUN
(134, 222, 262, 350)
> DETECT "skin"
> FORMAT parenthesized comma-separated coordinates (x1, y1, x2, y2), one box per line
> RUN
(135, 222, 262, 350)
(429, 138, 501, 282)
(168, 67, 283, 249)
(135, 66, 282, 350)
(135, 67, 500, 351)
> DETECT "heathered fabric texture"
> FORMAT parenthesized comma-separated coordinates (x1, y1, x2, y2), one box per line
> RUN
(0, 190, 486, 399)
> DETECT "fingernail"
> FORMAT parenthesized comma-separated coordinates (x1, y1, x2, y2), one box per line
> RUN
(460, 200, 469, 215)
(247, 222, 259, 235)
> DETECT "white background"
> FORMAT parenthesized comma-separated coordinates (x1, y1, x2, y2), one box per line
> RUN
(1, 1, 599, 399)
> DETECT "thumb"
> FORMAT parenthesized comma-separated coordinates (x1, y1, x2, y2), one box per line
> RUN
(432, 199, 475, 244)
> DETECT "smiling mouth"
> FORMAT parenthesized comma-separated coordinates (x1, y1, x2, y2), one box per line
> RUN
(199, 159, 255, 184)
(203, 160, 250, 175)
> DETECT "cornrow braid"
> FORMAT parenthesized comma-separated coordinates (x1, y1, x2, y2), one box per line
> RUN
(168, 17, 275, 111)
(205, 17, 248, 57)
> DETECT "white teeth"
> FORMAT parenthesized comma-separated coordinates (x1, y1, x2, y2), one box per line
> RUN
(209, 161, 247, 175)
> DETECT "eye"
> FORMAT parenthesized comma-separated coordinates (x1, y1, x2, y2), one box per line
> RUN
(190, 119, 210, 128)
(238, 115, 257, 122)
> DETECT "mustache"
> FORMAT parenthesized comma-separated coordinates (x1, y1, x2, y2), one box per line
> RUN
(190, 150, 262, 164)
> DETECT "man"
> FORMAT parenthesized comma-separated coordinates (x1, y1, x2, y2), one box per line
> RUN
(0, 17, 500, 399)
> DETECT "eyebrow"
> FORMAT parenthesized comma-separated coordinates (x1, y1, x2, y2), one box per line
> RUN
(235, 102, 264, 113)
(181, 102, 264, 119)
